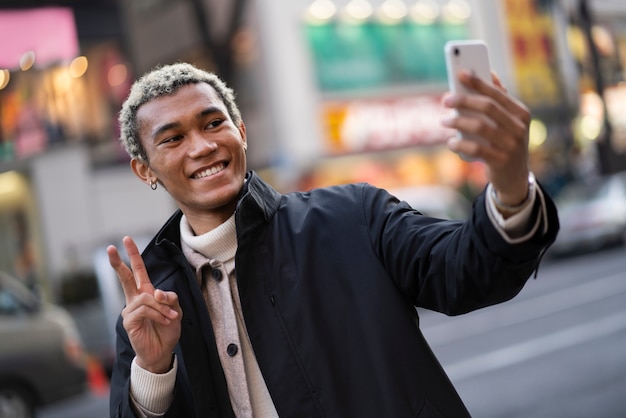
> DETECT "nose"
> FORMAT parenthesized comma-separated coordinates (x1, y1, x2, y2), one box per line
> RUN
(188, 131, 217, 158)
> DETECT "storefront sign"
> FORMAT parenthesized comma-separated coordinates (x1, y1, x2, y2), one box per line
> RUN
(304, 18, 466, 91)
(322, 95, 455, 153)
(503, 0, 564, 108)
(0, 8, 79, 69)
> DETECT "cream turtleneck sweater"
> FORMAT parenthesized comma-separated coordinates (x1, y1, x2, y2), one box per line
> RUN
(129, 214, 278, 417)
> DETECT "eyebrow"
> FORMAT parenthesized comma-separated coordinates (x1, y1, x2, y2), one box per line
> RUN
(150, 105, 225, 141)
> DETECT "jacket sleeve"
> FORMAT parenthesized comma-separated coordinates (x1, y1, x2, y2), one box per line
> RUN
(109, 315, 196, 418)
(366, 181, 559, 316)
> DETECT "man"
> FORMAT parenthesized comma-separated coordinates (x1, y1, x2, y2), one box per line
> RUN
(108, 62, 558, 417)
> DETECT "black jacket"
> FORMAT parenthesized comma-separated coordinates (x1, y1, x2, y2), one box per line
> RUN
(110, 171, 559, 418)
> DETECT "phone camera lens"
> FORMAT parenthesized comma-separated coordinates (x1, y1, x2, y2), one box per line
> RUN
(454, 47, 459, 56)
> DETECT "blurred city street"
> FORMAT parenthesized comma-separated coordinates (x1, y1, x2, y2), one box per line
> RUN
(37, 391, 108, 418)
(36, 246, 626, 418)
(2, 0, 626, 417)
(422, 246, 626, 418)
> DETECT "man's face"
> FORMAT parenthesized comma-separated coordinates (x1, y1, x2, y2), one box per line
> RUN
(134, 82, 247, 230)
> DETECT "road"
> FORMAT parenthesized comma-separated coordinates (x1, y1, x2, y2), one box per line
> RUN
(39, 247, 626, 417)
(420, 246, 626, 417)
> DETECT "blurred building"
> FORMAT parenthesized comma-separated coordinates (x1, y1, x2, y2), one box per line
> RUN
(0, 1, 176, 299)
(561, 0, 626, 178)
(1, 0, 626, 298)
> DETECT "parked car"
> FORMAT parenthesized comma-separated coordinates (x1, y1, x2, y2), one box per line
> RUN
(389, 185, 472, 220)
(549, 172, 626, 257)
(0, 271, 88, 418)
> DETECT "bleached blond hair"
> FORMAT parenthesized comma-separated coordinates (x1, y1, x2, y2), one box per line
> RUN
(118, 63, 242, 162)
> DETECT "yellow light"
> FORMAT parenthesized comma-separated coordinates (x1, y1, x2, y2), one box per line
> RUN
(19, 51, 36, 71)
(53, 67, 73, 93)
(343, 0, 373, 22)
(306, 0, 337, 23)
(0, 171, 27, 206)
(528, 119, 547, 149)
(566, 26, 586, 62)
(442, 0, 471, 23)
(69, 56, 88, 78)
(107, 64, 128, 87)
(579, 115, 602, 140)
(410, 0, 440, 24)
(378, 0, 408, 23)
(0, 69, 9, 90)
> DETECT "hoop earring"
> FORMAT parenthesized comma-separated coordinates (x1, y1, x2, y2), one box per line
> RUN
(149, 181, 157, 190)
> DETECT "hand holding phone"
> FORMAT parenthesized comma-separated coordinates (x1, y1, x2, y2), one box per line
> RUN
(443, 40, 533, 204)
(444, 40, 493, 159)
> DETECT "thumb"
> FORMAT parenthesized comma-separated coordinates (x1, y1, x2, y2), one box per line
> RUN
(154, 289, 168, 303)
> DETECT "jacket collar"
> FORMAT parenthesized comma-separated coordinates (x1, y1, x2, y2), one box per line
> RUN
(235, 171, 282, 235)
(152, 170, 281, 250)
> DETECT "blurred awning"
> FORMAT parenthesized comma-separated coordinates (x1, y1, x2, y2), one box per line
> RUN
(0, 7, 79, 70)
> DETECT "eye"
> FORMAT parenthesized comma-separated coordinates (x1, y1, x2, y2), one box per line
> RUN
(205, 118, 224, 129)
(161, 135, 183, 144)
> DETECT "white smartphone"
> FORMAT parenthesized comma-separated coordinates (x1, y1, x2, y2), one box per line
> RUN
(444, 39, 492, 96)
(444, 40, 493, 157)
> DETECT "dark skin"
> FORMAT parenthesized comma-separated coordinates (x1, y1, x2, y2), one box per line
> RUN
(108, 236, 180, 373)
(107, 83, 247, 373)
(442, 71, 531, 209)
(107, 71, 532, 375)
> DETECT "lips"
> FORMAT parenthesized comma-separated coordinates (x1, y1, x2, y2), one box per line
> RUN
(192, 163, 226, 179)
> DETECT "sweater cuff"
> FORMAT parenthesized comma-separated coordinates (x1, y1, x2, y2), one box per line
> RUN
(130, 355, 177, 415)
(485, 173, 541, 243)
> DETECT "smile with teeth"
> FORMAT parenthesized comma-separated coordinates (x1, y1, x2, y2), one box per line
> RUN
(193, 163, 225, 179)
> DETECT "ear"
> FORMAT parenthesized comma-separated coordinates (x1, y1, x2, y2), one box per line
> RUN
(238, 121, 247, 149)
(130, 158, 155, 186)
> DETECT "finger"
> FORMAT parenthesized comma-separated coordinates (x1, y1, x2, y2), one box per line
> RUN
(107, 244, 140, 305)
(447, 136, 481, 159)
(123, 300, 175, 326)
(443, 90, 528, 152)
(155, 290, 183, 323)
(446, 101, 526, 153)
(122, 236, 155, 294)
(447, 135, 507, 163)
(441, 105, 504, 148)
(460, 72, 531, 125)
(125, 290, 179, 316)
(491, 71, 505, 91)
(444, 115, 523, 165)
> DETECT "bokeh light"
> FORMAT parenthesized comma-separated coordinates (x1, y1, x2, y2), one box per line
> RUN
(69, 56, 88, 78)
(410, 0, 440, 24)
(343, 0, 374, 22)
(19, 51, 36, 71)
(306, 0, 337, 23)
(442, 0, 471, 23)
(107, 63, 127, 87)
(529, 118, 547, 149)
(579, 115, 603, 140)
(378, 0, 408, 23)
(0, 69, 9, 90)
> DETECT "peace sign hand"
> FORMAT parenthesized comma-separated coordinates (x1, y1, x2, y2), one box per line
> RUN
(107, 236, 182, 374)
